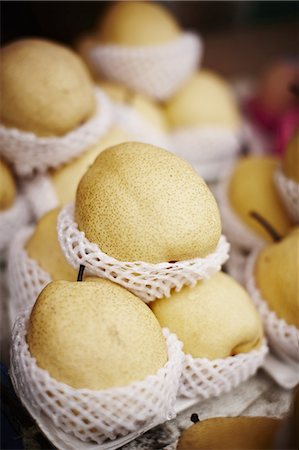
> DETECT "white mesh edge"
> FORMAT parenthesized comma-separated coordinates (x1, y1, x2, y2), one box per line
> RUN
(112, 102, 172, 150)
(274, 169, 299, 224)
(179, 341, 268, 399)
(24, 174, 59, 220)
(88, 33, 202, 100)
(245, 249, 299, 362)
(57, 203, 230, 303)
(0, 196, 31, 253)
(7, 226, 51, 326)
(10, 310, 184, 445)
(170, 126, 241, 182)
(0, 88, 113, 177)
(215, 176, 265, 250)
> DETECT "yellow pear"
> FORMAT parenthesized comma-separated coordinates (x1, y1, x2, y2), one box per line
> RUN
(0, 39, 95, 136)
(151, 272, 263, 359)
(164, 70, 241, 129)
(282, 129, 299, 183)
(50, 126, 129, 205)
(75, 142, 222, 263)
(25, 208, 77, 281)
(0, 159, 16, 210)
(255, 227, 299, 327)
(27, 278, 168, 389)
(97, 1, 180, 46)
(177, 416, 281, 450)
(229, 156, 291, 240)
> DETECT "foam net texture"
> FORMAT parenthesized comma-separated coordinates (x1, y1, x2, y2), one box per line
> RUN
(57, 204, 230, 303)
(0, 89, 112, 177)
(245, 249, 299, 363)
(179, 341, 268, 399)
(24, 174, 59, 220)
(89, 33, 202, 100)
(215, 176, 265, 251)
(274, 169, 299, 224)
(170, 126, 241, 182)
(0, 196, 31, 253)
(7, 227, 51, 326)
(11, 311, 184, 445)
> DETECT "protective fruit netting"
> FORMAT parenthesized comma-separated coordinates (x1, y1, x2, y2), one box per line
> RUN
(0, 196, 31, 253)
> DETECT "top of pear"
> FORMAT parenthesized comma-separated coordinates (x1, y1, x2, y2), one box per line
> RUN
(96, 1, 180, 46)
(164, 70, 241, 129)
(0, 39, 96, 136)
(75, 142, 222, 263)
(0, 159, 16, 210)
(282, 129, 299, 183)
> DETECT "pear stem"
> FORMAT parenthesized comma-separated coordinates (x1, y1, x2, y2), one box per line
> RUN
(77, 265, 85, 282)
(190, 413, 200, 424)
(249, 211, 281, 242)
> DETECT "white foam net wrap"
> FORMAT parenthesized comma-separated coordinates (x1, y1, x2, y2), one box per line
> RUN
(0, 89, 112, 177)
(170, 126, 241, 182)
(112, 102, 171, 150)
(179, 342, 268, 399)
(0, 196, 31, 254)
(245, 249, 299, 363)
(57, 204, 230, 303)
(24, 174, 59, 220)
(274, 169, 299, 224)
(11, 311, 184, 445)
(89, 33, 202, 100)
(7, 227, 51, 326)
(215, 176, 265, 251)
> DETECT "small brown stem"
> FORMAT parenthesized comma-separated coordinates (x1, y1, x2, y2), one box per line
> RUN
(190, 413, 200, 424)
(77, 265, 85, 282)
(249, 211, 281, 242)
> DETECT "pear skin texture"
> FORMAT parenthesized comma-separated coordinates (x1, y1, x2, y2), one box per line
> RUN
(0, 159, 16, 210)
(75, 142, 222, 263)
(27, 279, 168, 389)
(177, 416, 281, 450)
(0, 39, 96, 136)
(50, 127, 129, 205)
(165, 71, 241, 129)
(97, 1, 180, 46)
(25, 208, 77, 281)
(282, 129, 299, 183)
(255, 228, 299, 327)
(229, 156, 291, 240)
(151, 272, 263, 359)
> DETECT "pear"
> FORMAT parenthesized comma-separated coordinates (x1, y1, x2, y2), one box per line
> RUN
(164, 70, 241, 130)
(0, 39, 95, 136)
(97, 1, 180, 46)
(177, 416, 281, 450)
(151, 272, 263, 359)
(25, 208, 77, 281)
(229, 156, 291, 240)
(0, 159, 16, 210)
(49, 126, 129, 205)
(75, 142, 222, 263)
(27, 278, 168, 389)
(282, 129, 299, 183)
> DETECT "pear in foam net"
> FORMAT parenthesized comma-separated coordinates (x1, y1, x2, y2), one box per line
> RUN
(0, 159, 16, 211)
(0, 39, 95, 137)
(75, 142, 222, 263)
(282, 129, 299, 184)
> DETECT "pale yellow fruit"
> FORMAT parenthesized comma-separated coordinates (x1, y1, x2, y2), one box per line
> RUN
(151, 272, 263, 359)
(282, 129, 299, 183)
(98, 80, 130, 103)
(229, 156, 291, 240)
(255, 228, 299, 327)
(177, 416, 281, 450)
(0, 159, 16, 210)
(25, 208, 76, 281)
(0, 39, 96, 136)
(75, 142, 222, 263)
(27, 279, 168, 389)
(97, 1, 180, 46)
(165, 71, 241, 129)
(50, 127, 129, 205)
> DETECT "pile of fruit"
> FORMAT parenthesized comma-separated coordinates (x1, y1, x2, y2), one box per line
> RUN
(0, 2, 298, 449)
